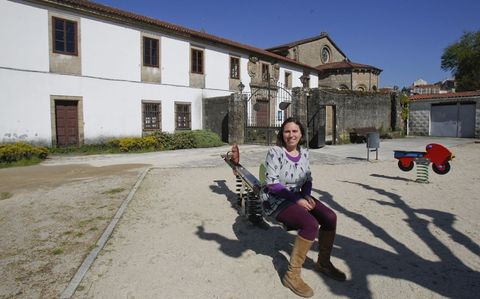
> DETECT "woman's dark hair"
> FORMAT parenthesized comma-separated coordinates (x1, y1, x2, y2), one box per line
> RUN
(276, 117, 306, 148)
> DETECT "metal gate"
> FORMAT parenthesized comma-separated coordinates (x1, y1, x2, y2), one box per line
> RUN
(243, 81, 294, 144)
(431, 102, 476, 137)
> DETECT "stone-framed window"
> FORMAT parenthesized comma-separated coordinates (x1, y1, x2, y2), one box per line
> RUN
(142, 101, 161, 131)
(321, 46, 331, 64)
(284, 71, 292, 89)
(175, 102, 191, 130)
(262, 63, 270, 82)
(191, 48, 204, 74)
(52, 16, 78, 55)
(230, 56, 240, 79)
(143, 37, 159, 67)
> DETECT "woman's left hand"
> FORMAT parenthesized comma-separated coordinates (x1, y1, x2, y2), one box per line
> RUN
(305, 195, 316, 209)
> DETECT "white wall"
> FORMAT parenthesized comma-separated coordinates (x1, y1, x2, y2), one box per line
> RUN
(310, 73, 318, 88)
(0, 0, 49, 71)
(161, 36, 189, 86)
(291, 69, 305, 87)
(0, 0, 317, 145)
(0, 69, 52, 144)
(82, 18, 140, 81)
(204, 46, 229, 90)
(0, 67, 213, 143)
(239, 55, 252, 93)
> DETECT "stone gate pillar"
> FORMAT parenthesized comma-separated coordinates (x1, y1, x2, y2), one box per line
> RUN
(292, 87, 308, 126)
(228, 93, 246, 144)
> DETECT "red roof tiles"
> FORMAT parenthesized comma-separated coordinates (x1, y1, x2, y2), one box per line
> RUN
(409, 91, 480, 101)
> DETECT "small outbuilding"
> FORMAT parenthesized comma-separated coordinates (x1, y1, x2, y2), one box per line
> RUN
(408, 91, 480, 138)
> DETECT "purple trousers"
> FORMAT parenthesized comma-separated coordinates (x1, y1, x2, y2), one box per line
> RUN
(276, 198, 337, 241)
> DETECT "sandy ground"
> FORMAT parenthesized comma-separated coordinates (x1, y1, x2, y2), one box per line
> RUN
(1, 138, 479, 299)
(71, 142, 480, 299)
(0, 164, 147, 298)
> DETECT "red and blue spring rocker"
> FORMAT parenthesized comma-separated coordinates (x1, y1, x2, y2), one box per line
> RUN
(394, 143, 455, 175)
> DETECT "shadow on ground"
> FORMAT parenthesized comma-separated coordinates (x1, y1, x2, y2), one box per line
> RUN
(314, 181, 480, 299)
(201, 178, 479, 298)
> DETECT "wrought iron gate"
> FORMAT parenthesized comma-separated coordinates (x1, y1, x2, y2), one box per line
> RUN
(243, 81, 294, 144)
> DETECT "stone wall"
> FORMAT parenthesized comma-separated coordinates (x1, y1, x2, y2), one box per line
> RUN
(352, 72, 379, 91)
(408, 96, 480, 138)
(202, 95, 230, 142)
(204, 89, 404, 145)
(228, 94, 246, 144)
(289, 38, 345, 67)
(318, 71, 379, 91)
(308, 89, 402, 143)
(318, 73, 351, 89)
(408, 101, 430, 136)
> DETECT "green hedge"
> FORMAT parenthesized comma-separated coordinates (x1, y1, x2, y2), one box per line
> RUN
(108, 135, 160, 152)
(0, 142, 49, 163)
(0, 130, 224, 162)
(109, 130, 224, 152)
(190, 130, 224, 148)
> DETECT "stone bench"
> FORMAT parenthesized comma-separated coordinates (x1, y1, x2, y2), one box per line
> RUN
(349, 127, 378, 143)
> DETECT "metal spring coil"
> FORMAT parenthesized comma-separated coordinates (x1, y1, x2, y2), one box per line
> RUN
(235, 175, 243, 207)
(416, 159, 429, 183)
(245, 191, 263, 223)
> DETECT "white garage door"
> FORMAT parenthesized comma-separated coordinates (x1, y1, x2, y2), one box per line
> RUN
(431, 103, 475, 137)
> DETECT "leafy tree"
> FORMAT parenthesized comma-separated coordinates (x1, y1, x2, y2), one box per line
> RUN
(441, 31, 480, 91)
(399, 94, 409, 121)
(399, 94, 409, 134)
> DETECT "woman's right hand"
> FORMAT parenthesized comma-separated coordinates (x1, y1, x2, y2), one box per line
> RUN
(296, 198, 313, 211)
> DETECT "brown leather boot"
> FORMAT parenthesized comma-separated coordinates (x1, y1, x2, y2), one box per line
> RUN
(282, 236, 314, 298)
(315, 229, 346, 281)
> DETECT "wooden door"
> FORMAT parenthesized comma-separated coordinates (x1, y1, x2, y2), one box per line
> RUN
(256, 99, 269, 127)
(55, 100, 79, 147)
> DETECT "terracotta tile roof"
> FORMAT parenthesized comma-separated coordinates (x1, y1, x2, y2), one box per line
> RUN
(34, 0, 319, 72)
(316, 60, 382, 73)
(409, 91, 480, 101)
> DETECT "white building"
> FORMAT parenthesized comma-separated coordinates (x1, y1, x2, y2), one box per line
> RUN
(0, 0, 318, 146)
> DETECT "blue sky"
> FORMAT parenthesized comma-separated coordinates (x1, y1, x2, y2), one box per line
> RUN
(95, 0, 479, 88)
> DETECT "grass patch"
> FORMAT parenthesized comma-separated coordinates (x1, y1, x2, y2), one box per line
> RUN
(47, 130, 224, 155)
(75, 232, 84, 237)
(102, 188, 125, 195)
(0, 157, 43, 169)
(1, 192, 13, 200)
(51, 248, 63, 255)
(78, 219, 94, 227)
(49, 144, 122, 155)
